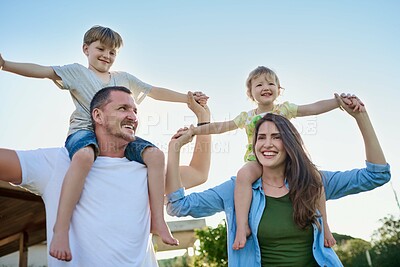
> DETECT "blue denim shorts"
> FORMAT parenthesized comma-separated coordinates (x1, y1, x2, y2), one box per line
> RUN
(65, 130, 156, 164)
(125, 136, 156, 164)
(65, 130, 99, 160)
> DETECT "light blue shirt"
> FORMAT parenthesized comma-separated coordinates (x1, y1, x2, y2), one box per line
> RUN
(167, 162, 391, 267)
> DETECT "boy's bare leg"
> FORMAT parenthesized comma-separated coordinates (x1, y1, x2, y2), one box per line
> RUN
(233, 161, 262, 250)
(320, 187, 336, 247)
(50, 146, 95, 261)
(143, 147, 178, 246)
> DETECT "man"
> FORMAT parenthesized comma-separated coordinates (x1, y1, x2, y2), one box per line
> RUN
(0, 86, 211, 266)
(0, 87, 153, 266)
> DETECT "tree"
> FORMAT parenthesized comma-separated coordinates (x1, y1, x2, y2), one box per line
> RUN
(370, 215, 400, 266)
(192, 220, 228, 267)
(334, 238, 372, 267)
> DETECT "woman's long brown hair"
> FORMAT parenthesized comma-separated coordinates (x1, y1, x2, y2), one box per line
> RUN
(253, 113, 323, 229)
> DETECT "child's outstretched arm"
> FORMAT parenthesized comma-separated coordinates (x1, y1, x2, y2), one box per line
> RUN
(296, 97, 341, 117)
(148, 86, 209, 105)
(296, 94, 364, 117)
(193, 120, 238, 135)
(0, 53, 59, 80)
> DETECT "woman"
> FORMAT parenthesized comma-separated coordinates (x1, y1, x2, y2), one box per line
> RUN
(166, 94, 390, 266)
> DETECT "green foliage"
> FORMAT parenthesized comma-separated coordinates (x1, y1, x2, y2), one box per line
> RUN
(192, 220, 228, 267)
(333, 232, 356, 243)
(370, 215, 400, 266)
(158, 254, 192, 267)
(334, 238, 372, 267)
(334, 214, 400, 267)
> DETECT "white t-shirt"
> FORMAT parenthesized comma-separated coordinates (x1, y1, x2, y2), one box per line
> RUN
(16, 147, 158, 267)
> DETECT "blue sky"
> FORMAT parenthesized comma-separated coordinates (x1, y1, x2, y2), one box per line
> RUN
(1, 0, 399, 259)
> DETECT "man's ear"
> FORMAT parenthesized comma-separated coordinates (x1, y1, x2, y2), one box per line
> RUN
(92, 108, 103, 125)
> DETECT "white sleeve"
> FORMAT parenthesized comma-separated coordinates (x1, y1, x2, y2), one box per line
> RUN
(16, 148, 61, 196)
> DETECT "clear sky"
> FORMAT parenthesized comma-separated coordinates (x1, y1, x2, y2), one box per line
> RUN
(1, 0, 399, 259)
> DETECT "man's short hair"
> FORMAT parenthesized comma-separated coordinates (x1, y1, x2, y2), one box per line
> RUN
(90, 86, 132, 127)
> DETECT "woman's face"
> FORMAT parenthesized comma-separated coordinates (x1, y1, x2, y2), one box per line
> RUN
(254, 120, 287, 169)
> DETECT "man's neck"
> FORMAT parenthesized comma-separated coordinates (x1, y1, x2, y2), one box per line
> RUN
(97, 139, 127, 158)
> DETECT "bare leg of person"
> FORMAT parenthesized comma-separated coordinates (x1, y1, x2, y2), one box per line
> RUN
(143, 147, 178, 246)
(50, 146, 94, 261)
(0, 149, 22, 184)
(233, 161, 262, 250)
(319, 187, 336, 247)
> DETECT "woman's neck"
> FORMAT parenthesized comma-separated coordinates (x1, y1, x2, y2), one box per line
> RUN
(261, 166, 285, 184)
(262, 170, 288, 197)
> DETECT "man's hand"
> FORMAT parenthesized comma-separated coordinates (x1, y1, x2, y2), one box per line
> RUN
(192, 91, 209, 106)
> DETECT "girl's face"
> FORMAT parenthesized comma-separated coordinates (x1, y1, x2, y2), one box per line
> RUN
(254, 120, 287, 169)
(250, 74, 280, 106)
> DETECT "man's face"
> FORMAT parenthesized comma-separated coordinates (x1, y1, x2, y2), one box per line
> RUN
(100, 91, 138, 143)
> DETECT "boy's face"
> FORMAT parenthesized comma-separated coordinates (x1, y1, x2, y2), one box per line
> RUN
(83, 40, 118, 73)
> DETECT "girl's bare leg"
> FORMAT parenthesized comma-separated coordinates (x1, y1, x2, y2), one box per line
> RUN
(233, 161, 262, 250)
(319, 187, 336, 247)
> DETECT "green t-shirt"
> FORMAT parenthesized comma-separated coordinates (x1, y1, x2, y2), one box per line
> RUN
(257, 194, 318, 267)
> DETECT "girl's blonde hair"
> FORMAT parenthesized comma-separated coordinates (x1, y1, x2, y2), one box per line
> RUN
(83, 25, 123, 49)
(246, 66, 282, 102)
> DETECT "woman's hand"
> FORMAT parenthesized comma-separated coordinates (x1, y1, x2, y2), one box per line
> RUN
(170, 126, 195, 150)
(338, 93, 365, 112)
(187, 91, 210, 123)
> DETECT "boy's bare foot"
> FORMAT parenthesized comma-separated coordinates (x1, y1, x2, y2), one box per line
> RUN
(49, 230, 72, 261)
(232, 224, 251, 250)
(324, 225, 337, 247)
(151, 220, 179, 246)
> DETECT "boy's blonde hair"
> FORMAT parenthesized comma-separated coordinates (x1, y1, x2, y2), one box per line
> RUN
(83, 25, 123, 49)
(246, 66, 281, 101)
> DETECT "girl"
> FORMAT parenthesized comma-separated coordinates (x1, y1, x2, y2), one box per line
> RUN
(191, 66, 362, 249)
